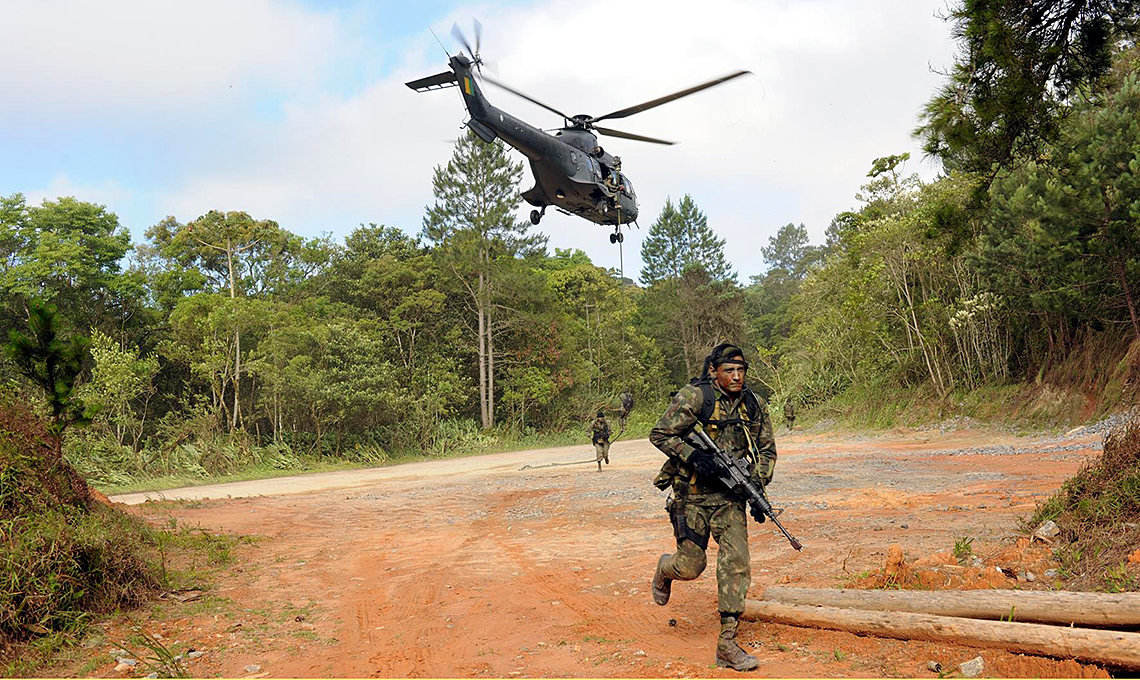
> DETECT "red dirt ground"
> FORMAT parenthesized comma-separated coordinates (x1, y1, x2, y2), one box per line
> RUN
(55, 426, 1118, 678)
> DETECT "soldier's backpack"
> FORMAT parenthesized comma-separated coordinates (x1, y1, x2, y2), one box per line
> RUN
(681, 375, 763, 433)
(652, 376, 763, 491)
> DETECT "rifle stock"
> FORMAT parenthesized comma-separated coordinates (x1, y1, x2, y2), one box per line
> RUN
(687, 428, 803, 552)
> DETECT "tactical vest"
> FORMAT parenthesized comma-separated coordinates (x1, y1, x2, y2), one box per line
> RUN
(652, 377, 762, 492)
(689, 376, 762, 441)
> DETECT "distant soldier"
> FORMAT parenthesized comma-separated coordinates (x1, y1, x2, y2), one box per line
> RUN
(649, 343, 777, 671)
(783, 399, 796, 430)
(618, 391, 634, 432)
(591, 411, 611, 471)
(619, 391, 634, 419)
(605, 156, 623, 193)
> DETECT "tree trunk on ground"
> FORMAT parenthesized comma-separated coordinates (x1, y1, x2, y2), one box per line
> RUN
(741, 600, 1140, 670)
(756, 586, 1140, 627)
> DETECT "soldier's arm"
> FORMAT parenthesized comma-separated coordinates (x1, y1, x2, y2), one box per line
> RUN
(649, 386, 703, 462)
(751, 401, 778, 486)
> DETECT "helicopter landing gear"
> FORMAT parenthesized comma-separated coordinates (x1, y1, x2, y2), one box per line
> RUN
(529, 206, 546, 225)
(609, 228, 624, 244)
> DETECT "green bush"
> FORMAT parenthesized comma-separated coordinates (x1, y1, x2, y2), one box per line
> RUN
(1028, 412, 1140, 590)
(0, 396, 159, 643)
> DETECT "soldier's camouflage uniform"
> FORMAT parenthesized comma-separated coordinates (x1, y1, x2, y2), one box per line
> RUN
(649, 382, 776, 615)
(591, 417, 611, 471)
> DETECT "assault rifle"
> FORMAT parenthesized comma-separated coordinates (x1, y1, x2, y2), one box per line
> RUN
(685, 428, 803, 551)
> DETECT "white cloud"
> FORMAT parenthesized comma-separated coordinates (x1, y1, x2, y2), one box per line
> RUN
(0, 0, 344, 126)
(26, 172, 134, 213)
(8, 0, 957, 279)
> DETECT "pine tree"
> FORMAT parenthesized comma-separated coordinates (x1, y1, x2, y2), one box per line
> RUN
(639, 194, 733, 285)
(6, 300, 92, 445)
(421, 131, 546, 428)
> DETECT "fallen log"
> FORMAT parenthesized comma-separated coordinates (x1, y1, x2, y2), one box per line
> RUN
(756, 586, 1140, 627)
(742, 600, 1140, 670)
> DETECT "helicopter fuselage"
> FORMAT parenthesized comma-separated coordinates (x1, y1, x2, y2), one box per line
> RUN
(417, 55, 637, 227)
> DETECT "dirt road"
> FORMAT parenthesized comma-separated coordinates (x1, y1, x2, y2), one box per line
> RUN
(96, 427, 1111, 678)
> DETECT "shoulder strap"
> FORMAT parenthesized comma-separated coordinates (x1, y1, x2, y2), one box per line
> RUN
(691, 377, 716, 426)
(742, 385, 761, 422)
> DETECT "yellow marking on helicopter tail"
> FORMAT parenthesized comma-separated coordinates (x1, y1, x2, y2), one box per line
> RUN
(463, 77, 473, 95)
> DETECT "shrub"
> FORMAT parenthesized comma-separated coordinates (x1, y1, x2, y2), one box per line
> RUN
(1028, 410, 1140, 590)
(0, 395, 159, 643)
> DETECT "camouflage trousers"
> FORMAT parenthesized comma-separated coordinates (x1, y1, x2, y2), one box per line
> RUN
(659, 498, 750, 614)
(594, 442, 610, 469)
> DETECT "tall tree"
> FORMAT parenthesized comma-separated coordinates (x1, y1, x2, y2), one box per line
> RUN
(6, 300, 92, 445)
(916, 0, 1140, 176)
(982, 71, 1140, 344)
(760, 222, 823, 281)
(421, 132, 546, 429)
(147, 210, 277, 431)
(0, 194, 131, 334)
(639, 195, 734, 285)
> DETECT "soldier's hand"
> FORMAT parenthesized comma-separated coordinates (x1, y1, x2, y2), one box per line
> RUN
(749, 503, 766, 524)
(687, 449, 721, 481)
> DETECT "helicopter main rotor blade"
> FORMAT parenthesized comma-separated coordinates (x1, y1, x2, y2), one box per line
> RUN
(592, 69, 751, 122)
(480, 74, 574, 122)
(473, 18, 482, 56)
(451, 22, 475, 58)
(594, 126, 675, 145)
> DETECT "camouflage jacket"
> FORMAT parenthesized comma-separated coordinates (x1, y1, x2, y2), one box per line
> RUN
(649, 382, 777, 501)
(591, 418, 611, 443)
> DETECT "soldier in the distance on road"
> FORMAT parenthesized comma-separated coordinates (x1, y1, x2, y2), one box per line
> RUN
(649, 343, 777, 671)
(591, 411, 611, 471)
(783, 398, 796, 431)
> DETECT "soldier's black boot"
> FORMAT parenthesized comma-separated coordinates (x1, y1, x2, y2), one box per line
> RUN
(651, 554, 672, 605)
(715, 614, 759, 671)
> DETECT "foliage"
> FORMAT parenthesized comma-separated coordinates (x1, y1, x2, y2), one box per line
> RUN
(1028, 412, 1140, 590)
(80, 330, 159, 450)
(639, 194, 734, 285)
(0, 396, 159, 644)
(0, 195, 132, 334)
(5, 300, 93, 438)
(979, 71, 1140, 347)
(2, 22, 1139, 492)
(422, 131, 548, 429)
(916, 0, 1140, 175)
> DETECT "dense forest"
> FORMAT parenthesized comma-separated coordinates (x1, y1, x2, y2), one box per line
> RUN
(3, 3, 1139, 487)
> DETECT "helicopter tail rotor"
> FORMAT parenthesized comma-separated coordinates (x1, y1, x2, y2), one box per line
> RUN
(451, 20, 485, 71)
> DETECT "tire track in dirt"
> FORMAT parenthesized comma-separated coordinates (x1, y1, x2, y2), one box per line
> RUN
(99, 430, 1112, 678)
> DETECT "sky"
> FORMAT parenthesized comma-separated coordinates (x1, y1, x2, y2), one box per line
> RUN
(1, 0, 958, 281)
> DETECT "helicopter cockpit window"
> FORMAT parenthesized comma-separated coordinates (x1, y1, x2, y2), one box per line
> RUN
(623, 178, 635, 197)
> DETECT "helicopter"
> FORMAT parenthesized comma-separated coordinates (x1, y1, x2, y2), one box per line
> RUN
(406, 22, 750, 243)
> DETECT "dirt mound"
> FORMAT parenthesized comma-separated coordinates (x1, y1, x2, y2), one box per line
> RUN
(1029, 411, 1140, 590)
(0, 396, 158, 645)
(991, 655, 1110, 678)
(851, 540, 1057, 590)
(0, 396, 91, 517)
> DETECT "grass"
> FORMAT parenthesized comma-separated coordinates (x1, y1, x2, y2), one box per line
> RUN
(1, 397, 256, 677)
(114, 626, 189, 678)
(952, 536, 975, 565)
(794, 343, 1138, 434)
(1025, 412, 1140, 591)
(95, 406, 665, 497)
(98, 457, 373, 495)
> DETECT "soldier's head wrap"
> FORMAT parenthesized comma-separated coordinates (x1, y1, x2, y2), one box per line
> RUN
(703, 343, 748, 376)
(597, 410, 605, 418)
